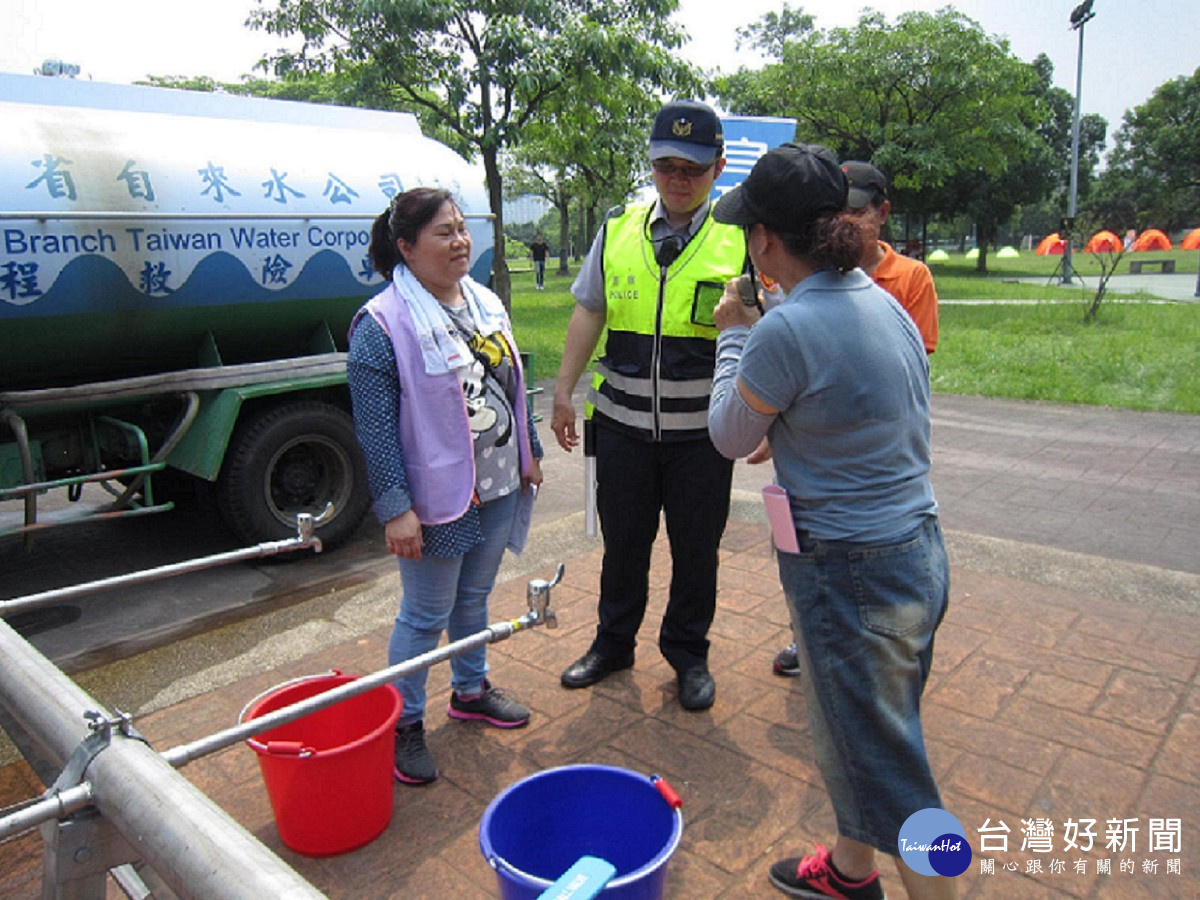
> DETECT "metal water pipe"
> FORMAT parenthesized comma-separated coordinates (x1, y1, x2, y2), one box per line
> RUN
(0, 618, 323, 898)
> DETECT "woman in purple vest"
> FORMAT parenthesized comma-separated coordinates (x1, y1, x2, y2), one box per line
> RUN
(348, 187, 544, 785)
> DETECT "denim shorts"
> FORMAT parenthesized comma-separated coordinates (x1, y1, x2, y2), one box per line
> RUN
(777, 517, 949, 855)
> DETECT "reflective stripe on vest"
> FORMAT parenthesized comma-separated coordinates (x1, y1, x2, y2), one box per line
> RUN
(589, 203, 746, 439)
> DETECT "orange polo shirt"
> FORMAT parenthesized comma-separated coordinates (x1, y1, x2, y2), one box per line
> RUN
(870, 242, 938, 354)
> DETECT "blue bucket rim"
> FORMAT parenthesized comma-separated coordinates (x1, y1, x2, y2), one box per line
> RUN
(479, 763, 684, 891)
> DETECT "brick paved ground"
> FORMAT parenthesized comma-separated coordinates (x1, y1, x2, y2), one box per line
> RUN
(3, 390, 1200, 898)
(3, 518, 1195, 899)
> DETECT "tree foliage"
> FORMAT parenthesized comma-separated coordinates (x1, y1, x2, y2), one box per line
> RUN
(713, 8, 1115, 271)
(715, 9, 1037, 200)
(733, 2, 815, 59)
(506, 69, 695, 268)
(248, 0, 693, 303)
(1093, 67, 1200, 232)
(944, 53, 1107, 271)
(1007, 54, 1107, 242)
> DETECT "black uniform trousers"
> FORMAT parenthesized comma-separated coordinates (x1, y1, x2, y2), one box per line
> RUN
(589, 418, 734, 672)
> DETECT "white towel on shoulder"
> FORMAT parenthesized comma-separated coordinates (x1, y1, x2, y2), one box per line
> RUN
(393, 265, 508, 376)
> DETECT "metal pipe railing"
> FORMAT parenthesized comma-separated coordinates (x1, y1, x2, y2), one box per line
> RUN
(0, 527, 564, 898)
(0, 783, 93, 841)
(0, 508, 327, 617)
(165, 571, 559, 769)
(0, 617, 323, 898)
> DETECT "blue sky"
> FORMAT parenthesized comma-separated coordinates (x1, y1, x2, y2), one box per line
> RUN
(2, 0, 1195, 152)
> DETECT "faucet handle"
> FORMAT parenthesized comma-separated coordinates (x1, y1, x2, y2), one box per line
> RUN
(526, 563, 564, 629)
(294, 503, 334, 544)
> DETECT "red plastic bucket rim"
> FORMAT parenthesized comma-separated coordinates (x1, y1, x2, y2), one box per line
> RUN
(239, 670, 401, 758)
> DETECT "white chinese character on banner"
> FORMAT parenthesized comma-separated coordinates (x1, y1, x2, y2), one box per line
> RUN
(722, 136, 769, 178)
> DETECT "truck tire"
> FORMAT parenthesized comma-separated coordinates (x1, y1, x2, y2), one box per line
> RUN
(216, 400, 369, 551)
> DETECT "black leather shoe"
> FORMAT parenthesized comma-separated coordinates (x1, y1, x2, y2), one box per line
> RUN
(560, 650, 635, 689)
(677, 666, 715, 711)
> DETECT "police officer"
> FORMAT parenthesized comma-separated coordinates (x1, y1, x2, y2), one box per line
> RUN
(550, 99, 747, 711)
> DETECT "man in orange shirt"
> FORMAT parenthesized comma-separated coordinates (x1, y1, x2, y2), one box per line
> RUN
(841, 160, 938, 354)
(772, 159, 939, 677)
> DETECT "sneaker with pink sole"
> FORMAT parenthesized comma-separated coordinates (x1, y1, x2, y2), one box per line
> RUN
(768, 845, 886, 899)
(447, 679, 530, 728)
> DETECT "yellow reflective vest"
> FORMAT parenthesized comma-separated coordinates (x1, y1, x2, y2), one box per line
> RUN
(589, 203, 747, 441)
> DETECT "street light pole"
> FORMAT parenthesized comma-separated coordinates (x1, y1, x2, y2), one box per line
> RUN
(1062, 0, 1095, 285)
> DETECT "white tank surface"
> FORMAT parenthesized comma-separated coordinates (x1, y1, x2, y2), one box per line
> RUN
(0, 73, 493, 389)
(0, 75, 493, 550)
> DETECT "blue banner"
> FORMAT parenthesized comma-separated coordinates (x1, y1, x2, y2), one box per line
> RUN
(715, 116, 797, 199)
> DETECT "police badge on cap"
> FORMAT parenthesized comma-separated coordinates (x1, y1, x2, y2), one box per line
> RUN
(648, 100, 723, 166)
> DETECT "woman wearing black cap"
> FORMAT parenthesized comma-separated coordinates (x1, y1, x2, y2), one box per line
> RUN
(707, 144, 955, 900)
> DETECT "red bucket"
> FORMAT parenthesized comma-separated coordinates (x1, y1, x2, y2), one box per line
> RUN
(242, 672, 402, 856)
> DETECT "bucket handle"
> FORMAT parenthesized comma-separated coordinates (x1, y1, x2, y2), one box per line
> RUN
(650, 774, 682, 809)
(237, 669, 342, 756)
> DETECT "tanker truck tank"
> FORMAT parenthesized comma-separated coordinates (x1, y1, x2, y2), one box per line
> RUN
(0, 73, 494, 550)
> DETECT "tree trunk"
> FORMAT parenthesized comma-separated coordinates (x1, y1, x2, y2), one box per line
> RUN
(557, 198, 571, 274)
(482, 147, 510, 308)
(586, 206, 598, 253)
(576, 203, 586, 261)
(975, 218, 994, 273)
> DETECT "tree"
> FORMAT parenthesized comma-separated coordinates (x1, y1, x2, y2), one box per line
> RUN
(1093, 67, 1200, 232)
(733, 3, 815, 60)
(714, 8, 1069, 270)
(504, 62, 698, 276)
(504, 156, 580, 274)
(717, 10, 1035, 192)
(249, 0, 690, 305)
(1026, 55, 1107, 213)
(944, 53, 1109, 272)
(140, 71, 376, 106)
(522, 71, 693, 240)
(1003, 54, 1106, 248)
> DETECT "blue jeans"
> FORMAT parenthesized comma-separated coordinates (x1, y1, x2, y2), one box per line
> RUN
(391, 492, 517, 724)
(777, 517, 949, 855)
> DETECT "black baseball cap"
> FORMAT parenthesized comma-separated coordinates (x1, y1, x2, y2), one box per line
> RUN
(841, 161, 888, 208)
(713, 143, 847, 231)
(649, 100, 724, 166)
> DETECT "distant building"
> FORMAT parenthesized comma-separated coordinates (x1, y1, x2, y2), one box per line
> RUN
(503, 194, 551, 226)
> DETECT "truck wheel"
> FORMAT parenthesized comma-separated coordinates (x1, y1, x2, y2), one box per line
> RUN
(216, 401, 369, 550)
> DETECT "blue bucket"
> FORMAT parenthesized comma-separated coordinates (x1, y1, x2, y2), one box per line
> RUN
(479, 764, 684, 899)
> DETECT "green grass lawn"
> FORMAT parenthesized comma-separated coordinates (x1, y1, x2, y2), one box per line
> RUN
(931, 303, 1200, 413)
(509, 253, 1200, 415)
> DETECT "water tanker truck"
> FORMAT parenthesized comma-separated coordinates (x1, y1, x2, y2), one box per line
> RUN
(0, 73, 494, 549)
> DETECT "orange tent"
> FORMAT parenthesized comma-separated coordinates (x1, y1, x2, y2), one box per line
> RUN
(1035, 233, 1066, 255)
(1132, 229, 1172, 251)
(1181, 227, 1200, 251)
(1084, 230, 1122, 253)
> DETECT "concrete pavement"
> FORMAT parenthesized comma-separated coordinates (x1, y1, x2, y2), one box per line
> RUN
(979, 271, 1198, 303)
(1, 392, 1197, 898)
